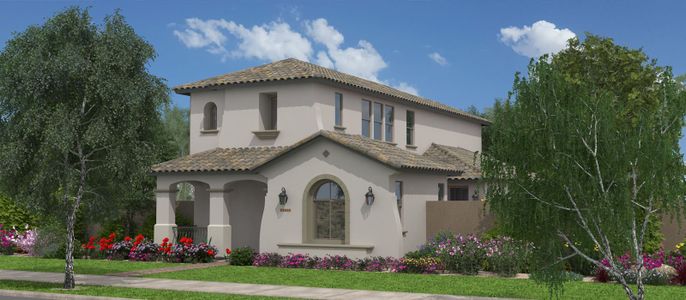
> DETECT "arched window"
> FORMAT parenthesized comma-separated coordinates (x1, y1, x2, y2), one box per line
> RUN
(312, 180, 346, 242)
(203, 102, 217, 130)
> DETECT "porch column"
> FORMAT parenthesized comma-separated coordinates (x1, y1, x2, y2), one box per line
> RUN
(154, 189, 177, 244)
(207, 188, 231, 253)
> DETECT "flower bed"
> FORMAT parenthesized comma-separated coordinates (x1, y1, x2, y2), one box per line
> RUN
(79, 233, 217, 264)
(0, 224, 37, 256)
(593, 246, 686, 286)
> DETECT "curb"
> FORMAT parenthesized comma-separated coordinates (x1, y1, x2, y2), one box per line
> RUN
(0, 289, 135, 300)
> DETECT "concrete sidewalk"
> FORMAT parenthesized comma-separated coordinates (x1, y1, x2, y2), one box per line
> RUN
(0, 270, 514, 300)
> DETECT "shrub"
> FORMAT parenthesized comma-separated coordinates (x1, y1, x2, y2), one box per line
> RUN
(16, 229, 37, 255)
(280, 253, 315, 268)
(398, 257, 443, 274)
(669, 255, 686, 285)
(230, 247, 255, 266)
(484, 237, 532, 277)
(564, 271, 584, 282)
(0, 225, 18, 255)
(128, 234, 159, 262)
(315, 255, 356, 270)
(0, 194, 35, 228)
(109, 237, 133, 260)
(253, 252, 282, 267)
(33, 223, 82, 259)
(356, 257, 395, 272)
(434, 234, 484, 275)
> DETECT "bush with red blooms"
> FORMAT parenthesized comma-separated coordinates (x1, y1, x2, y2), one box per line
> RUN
(109, 236, 133, 260)
(81, 236, 96, 258)
(165, 236, 217, 263)
(128, 234, 159, 262)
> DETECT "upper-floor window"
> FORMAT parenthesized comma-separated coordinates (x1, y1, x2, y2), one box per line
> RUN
(259, 93, 277, 130)
(384, 105, 394, 142)
(203, 102, 218, 130)
(335, 93, 343, 127)
(361, 100, 371, 137)
(373, 102, 383, 140)
(406, 110, 415, 145)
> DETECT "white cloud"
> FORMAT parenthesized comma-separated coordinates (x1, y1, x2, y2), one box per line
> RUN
(174, 17, 416, 94)
(499, 20, 576, 58)
(428, 52, 448, 66)
(393, 82, 419, 95)
(174, 18, 312, 62)
(306, 18, 387, 83)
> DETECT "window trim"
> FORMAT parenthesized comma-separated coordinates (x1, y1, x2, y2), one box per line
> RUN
(438, 183, 445, 201)
(259, 92, 278, 130)
(302, 175, 350, 245)
(373, 102, 383, 140)
(406, 110, 415, 146)
(203, 102, 218, 131)
(361, 100, 372, 137)
(335, 93, 343, 128)
(384, 105, 394, 143)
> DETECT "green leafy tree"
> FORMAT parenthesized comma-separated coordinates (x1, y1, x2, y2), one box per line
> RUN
(0, 8, 168, 288)
(161, 106, 193, 201)
(483, 35, 686, 300)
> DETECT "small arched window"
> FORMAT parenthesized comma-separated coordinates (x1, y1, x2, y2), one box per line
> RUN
(204, 102, 217, 130)
(312, 180, 345, 242)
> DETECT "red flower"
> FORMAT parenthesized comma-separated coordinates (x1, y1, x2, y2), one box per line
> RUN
(162, 237, 169, 244)
(207, 249, 215, 256)
(225, 248, 232, 255)
(124, 236, 132, 242)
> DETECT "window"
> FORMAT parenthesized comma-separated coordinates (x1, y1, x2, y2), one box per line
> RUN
(373, 102, 383, 140)
(384, 105, 394, 142)
(448, 186, 469, 201)
(395, 181, 403, 221)
(361, 100, 371, 137)
(313, 180, 346, 242)
(406, 111, 415, 145)
(335, 93, 343, 127)
(259, 93, 277, 130)
(438, 183, 445, 201)
(203, 102, 218, 130)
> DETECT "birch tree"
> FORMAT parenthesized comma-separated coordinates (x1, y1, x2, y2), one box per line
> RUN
(483, 35, 686, 299)
(0, 8, 168, 288)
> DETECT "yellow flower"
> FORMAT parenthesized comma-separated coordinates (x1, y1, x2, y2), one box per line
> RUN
(594, 244, 600, 252)
(676, 242, 684, 250)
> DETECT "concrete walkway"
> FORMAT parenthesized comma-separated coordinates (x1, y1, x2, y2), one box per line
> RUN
(0, 270, 514, 300)
(0, 289, 131, 300)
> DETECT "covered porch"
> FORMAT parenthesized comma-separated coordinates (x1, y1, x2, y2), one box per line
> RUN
(153, 173, 267, 253)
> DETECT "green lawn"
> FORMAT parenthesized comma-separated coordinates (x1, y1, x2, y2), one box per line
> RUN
(0, 255, 179, 275)
(148, 266, 686, 300)
(0, 280, 288, 299)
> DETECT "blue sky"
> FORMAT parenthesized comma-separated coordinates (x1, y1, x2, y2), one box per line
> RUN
(1, 0, 685, 144)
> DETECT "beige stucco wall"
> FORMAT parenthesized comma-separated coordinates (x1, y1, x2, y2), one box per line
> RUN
(187, 80, 483, 154)
(426, 201, 495, 240)
(391, 173, 448, 254)
(258, 138, 404, 258)
(225, 180, 267, 250)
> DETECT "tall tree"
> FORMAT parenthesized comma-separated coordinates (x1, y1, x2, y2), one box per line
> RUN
(483, 35, 686, 300)
(0, 8, 168, 288)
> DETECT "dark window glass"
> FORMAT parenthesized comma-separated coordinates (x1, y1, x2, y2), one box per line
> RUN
(406, 110, 415, 145)
(448, 187, 470, 201)
(313, 181, 345, 241)
(384, 106, 394, 142)
(335, 93, 343, 127)
(361, 100, 371, 137)
(204, 102, 218, 130)
(373, 102, 383, 140)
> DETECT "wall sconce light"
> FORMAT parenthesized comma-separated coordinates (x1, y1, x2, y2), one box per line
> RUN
(278, 187, 288, 205)
(365, 187, 375, 206)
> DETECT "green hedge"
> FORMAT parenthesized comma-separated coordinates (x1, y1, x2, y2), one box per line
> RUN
(0, 194, 35, 228)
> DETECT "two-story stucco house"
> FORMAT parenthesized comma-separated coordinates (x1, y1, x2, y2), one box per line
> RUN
(152, 58, 489, 258)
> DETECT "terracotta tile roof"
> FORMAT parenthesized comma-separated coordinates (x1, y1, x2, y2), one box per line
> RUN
(422, 143, 481, 180)
(151, 146, 287, 173)
(152, 131, 465, 174)
(173, 58, 490, 125)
